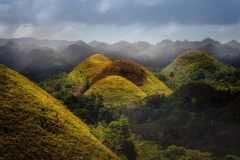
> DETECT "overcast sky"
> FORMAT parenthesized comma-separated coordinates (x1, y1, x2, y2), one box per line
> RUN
(0, 0, 240, 44)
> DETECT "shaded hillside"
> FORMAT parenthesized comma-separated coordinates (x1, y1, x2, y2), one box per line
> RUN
(130, 81, 239, 158)
(161, 50, 239, 90)
(0, 64, 118, 159)
(224, 95, 240, 122)
(58, 43, 95, 66)
(21, 53, 73, 82)
(169, 82, 229, 112)
(0, 46, 26, 71)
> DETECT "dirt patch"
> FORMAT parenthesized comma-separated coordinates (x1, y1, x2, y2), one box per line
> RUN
(90, 60, 146, 86)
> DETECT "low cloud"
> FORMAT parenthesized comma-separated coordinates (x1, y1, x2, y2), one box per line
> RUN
(158, 25, 182, 36)
(218, 25, 234, 36)
(13, 24, 34, 38)
(97, 0, 112, 13)
(121, 29, 142, 40)
(133, 0, 164, 6)
(52, 26, 83, 40)
(0, 25, 8, 36)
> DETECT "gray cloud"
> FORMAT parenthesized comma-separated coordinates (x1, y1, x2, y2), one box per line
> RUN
(0, 0, 240, 27)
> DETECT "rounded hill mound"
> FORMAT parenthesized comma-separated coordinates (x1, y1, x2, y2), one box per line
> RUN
(84, 75, 147, 108)
(90, 60, 146, 87)
(68, 54, 112, 84)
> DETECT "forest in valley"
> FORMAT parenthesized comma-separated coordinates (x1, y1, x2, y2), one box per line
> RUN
(1, 38, 240, 160)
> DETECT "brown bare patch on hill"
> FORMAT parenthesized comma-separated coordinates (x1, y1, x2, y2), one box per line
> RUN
(90, 60, 146, 86)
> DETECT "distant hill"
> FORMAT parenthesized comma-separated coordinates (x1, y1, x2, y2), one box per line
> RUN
(0, 37, 75, 49)
(88, 40, 102, 47)
(58, 44, 96, 66)
(21, 53, 73, 82)
(4, 41, 18, 48)
(161, 50, 240, 93)
(225, 40, 240, 51)
(1, 37, 240, 69)
(0, 64, 118, 159)
(0, 46, 26, 71)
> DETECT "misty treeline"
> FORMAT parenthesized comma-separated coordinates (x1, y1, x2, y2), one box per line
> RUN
(1, 37, 240, 76)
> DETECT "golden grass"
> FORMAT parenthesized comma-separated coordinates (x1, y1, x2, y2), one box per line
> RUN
(0, 64, 118, 159)
(139, 67, 172, 96)
(68, 54, 112, 84)
(84, 76, 147, 108)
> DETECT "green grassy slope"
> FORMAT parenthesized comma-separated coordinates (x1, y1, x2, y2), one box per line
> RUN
(84, 75, 147, 108)
(139, 66, 172, 96)
(161, 50, 238, 90)
(0, 64, 118, 159)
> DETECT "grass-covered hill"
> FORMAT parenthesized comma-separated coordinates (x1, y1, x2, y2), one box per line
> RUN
(169, 81, 230, 112)
(89, 59, 172, 97)
(84, 75, 147, 108)
(0, 64, 118, 159)
(68, 54, 112, 85)
(90, 60, 147, 87)
(40, 54, 172, 108)
(21, 53, 73, 82)
(79, 56, 172, 107)
(161, 50, 240, 92)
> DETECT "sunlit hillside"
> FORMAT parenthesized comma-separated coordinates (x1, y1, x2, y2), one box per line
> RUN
(161, 50, 240, 92)
(0, 64, 118, 159)
(84, 75, 147, 108)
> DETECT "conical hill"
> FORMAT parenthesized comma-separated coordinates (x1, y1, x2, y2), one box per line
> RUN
(68, 54, 112, 85)
(0, 64, 118, 159)
(84, 75, 147, 108)
(161, 50, 227, 88)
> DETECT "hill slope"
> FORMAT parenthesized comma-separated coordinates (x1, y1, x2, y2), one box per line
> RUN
(68, 54, 112, 84)
(161, 50, 230, 89)
(0, 64, 118, 159)
(84, 76, 147, 108)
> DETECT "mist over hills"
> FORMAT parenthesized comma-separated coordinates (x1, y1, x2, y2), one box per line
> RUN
(0, 37, 240, 74)
(21, 53, 73, 82)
